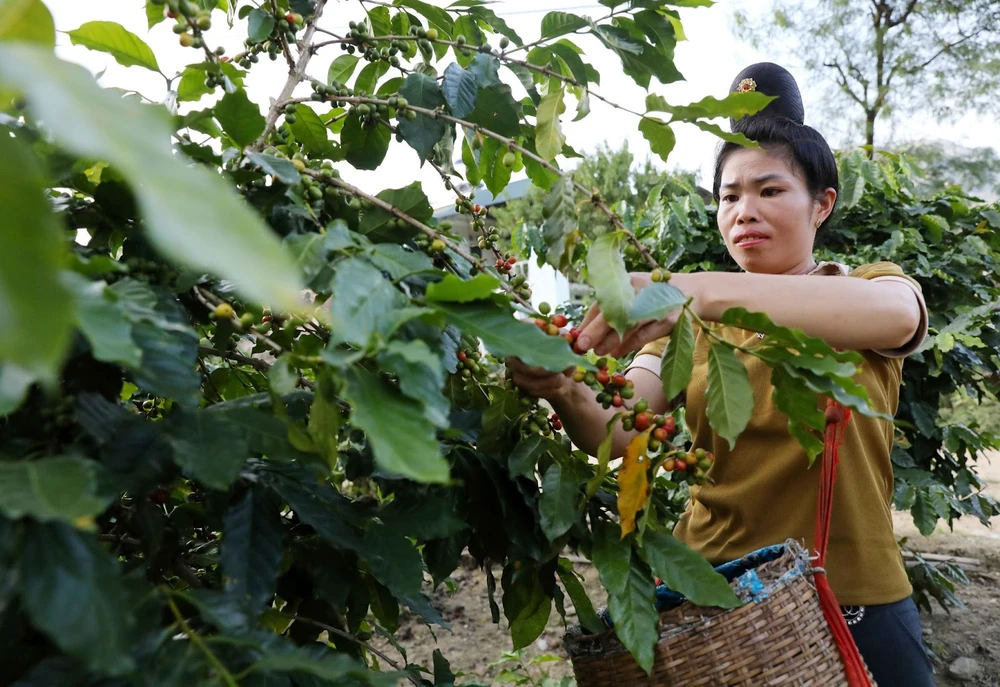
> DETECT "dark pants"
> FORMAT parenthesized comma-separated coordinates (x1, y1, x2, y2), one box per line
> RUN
(849, 597, 936, 686)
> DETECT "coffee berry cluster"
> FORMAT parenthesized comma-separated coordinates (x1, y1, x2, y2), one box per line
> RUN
(517, 394, 556, 438)
(534, 302, 576, 344)
(456, 347, 491, 384)
(663, 447, 715, 481)
(233, 9, 303, 64)
(344, 21, 407, 68)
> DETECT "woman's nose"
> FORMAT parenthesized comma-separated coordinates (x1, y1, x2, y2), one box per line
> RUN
(736, 198, 759, 224)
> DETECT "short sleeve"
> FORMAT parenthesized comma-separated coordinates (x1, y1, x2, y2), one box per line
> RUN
(849, 262, 928, 358)
(626, 337, 669, 378)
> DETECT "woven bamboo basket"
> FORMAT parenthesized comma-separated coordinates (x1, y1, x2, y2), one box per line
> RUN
(565, 540, 875, 686)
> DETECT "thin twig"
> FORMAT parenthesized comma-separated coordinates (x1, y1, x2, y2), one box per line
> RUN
(166, 594, 239, 687)
(250, 0, 329, 152)
(318, 174, 532, 308)
(284, 614, 415, 679)
(199, 346, 272, 372)
(190, 287, 315, 391)
(291, 94, 658, 269)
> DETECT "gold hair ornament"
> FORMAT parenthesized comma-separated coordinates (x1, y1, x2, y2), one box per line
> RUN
(736, 78, 757, 93)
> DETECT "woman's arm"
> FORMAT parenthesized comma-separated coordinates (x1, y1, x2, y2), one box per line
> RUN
(679, 272, 923, 351)
(577, 271, 924, 357)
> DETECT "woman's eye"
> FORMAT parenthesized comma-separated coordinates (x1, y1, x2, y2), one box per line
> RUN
(762, 187, 782, 197)
(722, 194, 737, 203)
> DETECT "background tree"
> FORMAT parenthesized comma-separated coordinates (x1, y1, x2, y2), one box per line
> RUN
(733, 0, 1000, 153)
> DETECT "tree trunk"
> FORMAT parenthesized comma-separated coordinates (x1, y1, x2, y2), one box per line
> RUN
(865, 110, 876, 158)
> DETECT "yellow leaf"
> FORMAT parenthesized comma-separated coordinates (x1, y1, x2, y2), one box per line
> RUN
(618, 430, 651, 538)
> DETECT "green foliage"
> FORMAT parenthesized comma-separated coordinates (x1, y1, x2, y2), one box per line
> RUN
(0, 1, 969, 683)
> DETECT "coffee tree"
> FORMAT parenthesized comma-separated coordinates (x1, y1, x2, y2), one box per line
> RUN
(0, 0, 915, 681)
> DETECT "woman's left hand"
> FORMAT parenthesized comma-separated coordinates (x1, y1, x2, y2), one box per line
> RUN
(575, 272, 692, 357)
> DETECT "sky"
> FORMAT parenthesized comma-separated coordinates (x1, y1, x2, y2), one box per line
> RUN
(44, 0, 1000, 209)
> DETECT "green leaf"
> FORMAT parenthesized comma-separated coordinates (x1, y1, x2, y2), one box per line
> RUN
(771, 366, 825, 463)
(67, 21, 160, 73)
(19, 522, 135, 675)
(556, 558, 603, 633)
(0, 47, 305, 311)
(692, 119, 759, 147)
(165, 410, 250, 490)
(308, 377, 343, 462)
(380, 488, 466, 540)
(646, 91, 773, 122)
(540, 11, 588, 39)
(478, 136, 512, 197)
(247, 8, 275, 43)
(215, 88, 266, 147)
(396, 0, 454, 33)
(247, 151, 302, 185)
(327, 54, 360, 85)
(434, 301, 582, 372)
(0, 131, 73, 384)
(361, 524, 425, 598)
(342, 367, 449, 483)
(426, 272, 500, 302)
(0, 455, 109, 524)
(535, 86, 566, 161)
(641, 529, 740, 608)
(241, 649, 369, 682)
(176, 65, 214, 102)
(591, 520, 656, 673)
(638, 116, 675, 163)
(540, 176, 577, 267)
(0, 0, 55, 46)
(461, 135, 481, 186)
(358, 182, 432, 241)
(660, 309, 695, 401)
(0, 364, 35, 416)
(550, 40, 595, 86)
(329, 257, 406, 346)
(146, 0, 166, 29)
(377, 339, 449, 428)
(503, 565, 552, 650)
(587, 232, 634, 335)
(468, 53, 501, 88)
(341, 109, 391, 170)
(354, 59, 389, 95)
(366, 243, 435, 280)
(507, 434, 552, 479)
(466, 83, 521, 137)
(222, 486, 284, 613)
(65, 273, 141, 367)
(705, 342, 753, 450)
(539, 462, 578, 540)
(128, 317, 200, 407)
(630, 282, 686, 324)
(286, 104, 332, 156)
(442, 63, 477, 118)
(398, 73, 447, 163)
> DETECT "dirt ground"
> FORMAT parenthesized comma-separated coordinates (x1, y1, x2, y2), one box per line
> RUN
(377, 454, 1000, 685)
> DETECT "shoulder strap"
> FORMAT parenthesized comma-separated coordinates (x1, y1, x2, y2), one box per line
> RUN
(813, 399, 873, 686)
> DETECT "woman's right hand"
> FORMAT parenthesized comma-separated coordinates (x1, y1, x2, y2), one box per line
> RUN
(505, 357, 576, 402)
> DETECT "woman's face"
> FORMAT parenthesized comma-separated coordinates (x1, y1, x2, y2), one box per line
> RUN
(717, 147, 836, 275)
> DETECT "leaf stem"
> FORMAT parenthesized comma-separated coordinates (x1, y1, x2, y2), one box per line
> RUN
(165, 593, 239, 687)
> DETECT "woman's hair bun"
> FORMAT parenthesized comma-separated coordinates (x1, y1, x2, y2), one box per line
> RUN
(729, 62, 804, 127)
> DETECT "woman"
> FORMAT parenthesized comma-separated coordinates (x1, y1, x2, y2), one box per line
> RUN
(508, 63, 935, 686)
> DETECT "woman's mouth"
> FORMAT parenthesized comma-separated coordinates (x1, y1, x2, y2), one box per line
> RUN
(733, 231, 769, 248)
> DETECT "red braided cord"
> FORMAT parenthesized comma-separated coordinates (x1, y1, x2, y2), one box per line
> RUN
(814, 399, 872, 686)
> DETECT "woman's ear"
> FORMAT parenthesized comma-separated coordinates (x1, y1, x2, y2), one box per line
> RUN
(815, 188, 837, 227)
